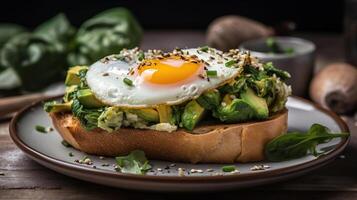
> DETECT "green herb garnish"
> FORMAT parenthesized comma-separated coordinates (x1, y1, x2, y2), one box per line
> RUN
(35, 125, 52, 133)
(123, 77, 133, 86)
(222, 165, 236, 172)
(265, 124, 349, 162)
(199, 46, 209, 52)
(61, 140, 72, 148)
(115, 150, 151, 175)
(225, 60, 236, 67)
(206, 70, 217, 77)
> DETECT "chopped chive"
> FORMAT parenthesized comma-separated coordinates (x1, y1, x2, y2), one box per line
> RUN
(61, 140, 72, 148)
(222, 165, 236, 172)
(199, 46, 209, 52)
(123, 77, 133, 86)
(225, 60, 236, 67)
(206, 70, 217, 77)
(35, 125, 51, 133)
(138, 51, 145, 61)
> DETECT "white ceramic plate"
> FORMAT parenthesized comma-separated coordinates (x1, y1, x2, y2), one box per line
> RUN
(10, 96, 349, 191)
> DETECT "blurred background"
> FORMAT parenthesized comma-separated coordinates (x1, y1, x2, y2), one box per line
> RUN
(0, 0, 345, 31)
(0, 0, 355, 116)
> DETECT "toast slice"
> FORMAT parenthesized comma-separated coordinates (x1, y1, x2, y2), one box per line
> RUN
(50, 109, 287, 163)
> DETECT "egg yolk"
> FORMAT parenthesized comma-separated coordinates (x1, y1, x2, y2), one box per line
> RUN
(137, 56, 203, 85)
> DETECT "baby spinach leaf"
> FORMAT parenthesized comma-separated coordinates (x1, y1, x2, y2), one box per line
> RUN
(34, 13, 75, 45)
(265, 124, 349, 162)
(0, 33, 66, 91)
(0, 23, 26, 48)
(68, 7, 142, 66)
(115, 150, 151, 175)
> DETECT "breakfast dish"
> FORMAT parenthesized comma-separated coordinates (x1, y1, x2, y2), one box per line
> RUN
(9, 96, 349, 191)
(44, 46, 291, 163)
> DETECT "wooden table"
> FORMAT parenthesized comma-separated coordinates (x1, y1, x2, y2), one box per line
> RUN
(1, 31, 356, 199)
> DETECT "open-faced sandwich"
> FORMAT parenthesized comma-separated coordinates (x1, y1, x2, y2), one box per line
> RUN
(45, 47, 291, 163)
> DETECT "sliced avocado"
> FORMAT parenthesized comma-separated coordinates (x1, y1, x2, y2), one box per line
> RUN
(77, 89, 104, 108)
(63, 85, 78, 102)
(240, 87, 269, 119)
(44, 101, 72, 113)
(157, 105, 173, 123)
(129, 108, 159, 123)
(181, 100, 205, 130)
(65, 66, 88, 86)
(196, 89, 221, 110)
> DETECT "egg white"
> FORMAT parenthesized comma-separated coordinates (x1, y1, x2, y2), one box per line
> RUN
(86, 48, 241, 108)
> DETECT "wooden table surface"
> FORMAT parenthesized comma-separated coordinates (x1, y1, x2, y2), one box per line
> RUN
(1, 31, 356, 200)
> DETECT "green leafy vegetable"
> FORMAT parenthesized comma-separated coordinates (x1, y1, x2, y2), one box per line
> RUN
(219, 76, 247, 94)
(0, 24, 26, 48)
(68, 7, 142, 66)
(222, 165, 236, 172)
(71, 98, 104, 130)
(265, 124, 349, 162)
(0, 33, 66, 91)
(115, 150, 151, 175)
(263, 62, 290, 80)
(34, 13, 75, 45)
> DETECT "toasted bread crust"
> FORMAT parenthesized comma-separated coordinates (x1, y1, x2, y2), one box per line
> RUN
(50, 110, 288, 163)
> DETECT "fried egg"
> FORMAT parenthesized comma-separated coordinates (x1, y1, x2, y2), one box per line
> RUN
(86, 48, 242, 108)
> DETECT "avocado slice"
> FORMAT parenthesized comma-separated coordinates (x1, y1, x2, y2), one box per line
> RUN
(65, 66, 88, 86)
(77, 89, 104, 108)
(240, 87, 269, 119)
(128, 108, 159, 123)
(44, 101, 72, 113)
(156, 105, 173, 123)
(196, 89, 221, 110)
(181, 100, 205, 130)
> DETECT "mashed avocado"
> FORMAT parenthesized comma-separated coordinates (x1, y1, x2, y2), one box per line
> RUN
(98, 107, 124, 132)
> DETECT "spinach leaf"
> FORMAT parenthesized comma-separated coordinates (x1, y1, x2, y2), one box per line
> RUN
(68, 7, 142, 66)
(0, 23, 26, 48)
(34, 13, 75, 45)
(0, 33, 66, 91)
(265, 124, 349, 162)
(263, 62, 290, 80)
(71, 98, 104, 130)
(115, 150, 151, 175)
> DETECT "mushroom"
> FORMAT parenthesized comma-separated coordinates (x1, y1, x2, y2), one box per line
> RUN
(310, 63, 357, 114)
(206, 15, 274, 51)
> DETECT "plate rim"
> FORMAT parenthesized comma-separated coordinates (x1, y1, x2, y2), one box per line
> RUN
(9, 95, 350, 183)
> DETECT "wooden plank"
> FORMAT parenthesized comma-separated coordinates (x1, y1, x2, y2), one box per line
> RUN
(1, 189, 357, 200)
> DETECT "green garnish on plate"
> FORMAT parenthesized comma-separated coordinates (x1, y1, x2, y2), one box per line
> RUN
(115, 150, 151, 175)
(265, 124, 349, 162)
